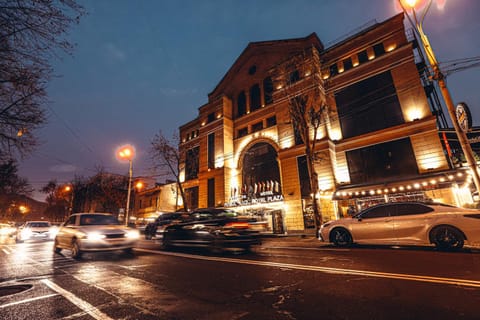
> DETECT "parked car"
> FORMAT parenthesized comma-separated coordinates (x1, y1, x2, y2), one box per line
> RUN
(16, 221, 54, 242)
(161, 214, 262, 253)
(144, 212, 187, 240)
(53, 213, 139, 259)
(319, 201, 480, 250)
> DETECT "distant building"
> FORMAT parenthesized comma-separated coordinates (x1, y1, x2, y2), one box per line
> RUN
(176, 13, 471, 233)
(132, 181, 182, 228)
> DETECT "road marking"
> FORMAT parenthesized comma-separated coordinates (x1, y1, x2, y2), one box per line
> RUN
(1, 248, 10, 255)
(136, 248, 480, 288)
(0, 293, 59, 309)
(41, 279, 114, 320)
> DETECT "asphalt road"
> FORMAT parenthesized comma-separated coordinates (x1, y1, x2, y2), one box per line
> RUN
(0, 236, 479, 320)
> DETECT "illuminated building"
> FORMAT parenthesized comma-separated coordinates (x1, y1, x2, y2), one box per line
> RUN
(178, 14, 472, 233)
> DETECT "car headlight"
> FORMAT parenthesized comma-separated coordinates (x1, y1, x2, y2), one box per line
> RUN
(85, 231, 106, 241)
(126, 230, 140, 239)
(21, 228, 32, 239)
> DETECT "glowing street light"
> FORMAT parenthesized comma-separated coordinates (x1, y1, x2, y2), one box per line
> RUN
(117, 144, 135, 226)
(398, 0, 480, 193)
(64, 185, 74, 218)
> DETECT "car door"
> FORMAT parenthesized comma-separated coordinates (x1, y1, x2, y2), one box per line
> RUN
(393, 203, 433, 245)
(350, 204, 395, 244)
(57, 215, 77, 247)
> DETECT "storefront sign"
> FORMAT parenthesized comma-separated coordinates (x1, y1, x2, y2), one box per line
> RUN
(225, 194, 284, 207)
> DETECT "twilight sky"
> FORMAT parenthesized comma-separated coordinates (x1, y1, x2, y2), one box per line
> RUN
(18, 0, 480, 201)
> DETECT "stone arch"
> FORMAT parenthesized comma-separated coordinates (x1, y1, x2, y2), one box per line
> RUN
(238, 139, 282, 198)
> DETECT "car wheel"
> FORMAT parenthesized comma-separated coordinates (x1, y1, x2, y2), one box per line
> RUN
(159, 236, 171, 251)
(209, 239, 223, 254)
(431, 225, 464, 251)
(53, 239, 62, 254)
(330, 228, 352, 247)
(123, 247, 134, 255)
(71, 239, 82, 259)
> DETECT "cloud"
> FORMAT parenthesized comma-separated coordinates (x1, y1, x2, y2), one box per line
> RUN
(49, 164, 77, 173)
(104, 43, 127, 62)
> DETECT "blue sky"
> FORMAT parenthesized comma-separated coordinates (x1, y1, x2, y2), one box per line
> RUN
(18, 0, 480, 201)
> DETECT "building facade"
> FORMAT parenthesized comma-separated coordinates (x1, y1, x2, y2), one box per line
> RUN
(177, 14, 472, 233)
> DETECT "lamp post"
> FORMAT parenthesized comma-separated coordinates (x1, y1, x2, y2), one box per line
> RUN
(117, 145, 135, 226)
(398, 0, 480, 193)
(64, 185, 74, 219)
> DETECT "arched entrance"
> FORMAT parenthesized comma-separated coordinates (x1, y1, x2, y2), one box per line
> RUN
(239, 142, 285, 234)
(241, 142, 281, 198)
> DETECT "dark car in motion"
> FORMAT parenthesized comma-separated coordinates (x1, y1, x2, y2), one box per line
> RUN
(160, 209, 261, 253)
(144, 212, 187, 240)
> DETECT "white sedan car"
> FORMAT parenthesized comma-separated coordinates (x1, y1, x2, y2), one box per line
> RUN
(319, 202, 480, 250)
(16, 221, 54, 242)
(54, 213, 139, 259)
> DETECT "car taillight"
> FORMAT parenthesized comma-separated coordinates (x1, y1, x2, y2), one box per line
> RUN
(225, 222, 250, 229)
(463, 214, 480, 219)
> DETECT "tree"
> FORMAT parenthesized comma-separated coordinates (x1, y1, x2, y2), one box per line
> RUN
(0, 159, 32, 220)
(150, 131, 188, 211)
(40, 179, 71, 221)
(274, 47, 327, 236)
(0, 0, 85, 161)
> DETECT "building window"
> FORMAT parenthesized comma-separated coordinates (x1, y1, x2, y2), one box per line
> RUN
(185, 146, 199, 180)
(251, 121, 263, 133)
(343, 57, 353, 71)
(185, 186, 199, 210)
(237, 91, 246, 117)
(329, 63, 338, 77)
(266, 116, 276, 127)
(207, 178, 215, 207)
(289, 69, 300, 84)
(250, 84, 261, 112)
(335, 71, 404, 139)
(207, 112, 215, 123)
(207, 133, 215, 169)
(358, 50, 368, 64)
(297, 155, 311, 197)
(263, 77, 274, 105)
(237, 127, 248, 138)
(373, 42, 385, 57)
(346, 138, 418, 185)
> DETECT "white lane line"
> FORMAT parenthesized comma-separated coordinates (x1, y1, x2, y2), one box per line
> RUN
(136, 248, 480, 288)
(0, 293, 59, 309)
(1, 248, 10, 254)
(40, 279, 114, 320)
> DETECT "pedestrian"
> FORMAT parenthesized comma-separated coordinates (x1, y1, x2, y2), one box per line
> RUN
(347, 205, 356, 216)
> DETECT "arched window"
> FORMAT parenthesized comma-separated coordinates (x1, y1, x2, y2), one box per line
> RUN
(237, 91, 246, 117)
(250, 84, 261, 112)
(263, 77, 273, 105)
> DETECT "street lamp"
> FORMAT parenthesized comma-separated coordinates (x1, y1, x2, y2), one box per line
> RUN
(398, 0, 480, 193)
(117, 144, 135, 226)
(64, 185, 74, 219)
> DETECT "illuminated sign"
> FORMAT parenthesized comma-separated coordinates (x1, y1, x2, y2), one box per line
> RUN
(456, 102, 472, 133)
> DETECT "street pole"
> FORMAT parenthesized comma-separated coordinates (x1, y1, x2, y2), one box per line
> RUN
(399, 0, 480, 193)
(125, 159, 133, 226)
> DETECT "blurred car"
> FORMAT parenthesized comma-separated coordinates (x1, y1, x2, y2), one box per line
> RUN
(16, 221, 54, 242)
(319, 201, 480, 250)
(144, 212, 187, 240)
(0, 223, 16, 237)
(53, 213, 139, 259)
(161, 213, 262, 253)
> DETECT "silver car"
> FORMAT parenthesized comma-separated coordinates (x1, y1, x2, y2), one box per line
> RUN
(319, 202, 480, 250)
(54, 213, 139, 259)
(16, 221, 54, 242)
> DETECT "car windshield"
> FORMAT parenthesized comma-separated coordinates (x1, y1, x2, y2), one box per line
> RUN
(27, 222, 50, 228)
(80, 215, 120, 226)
